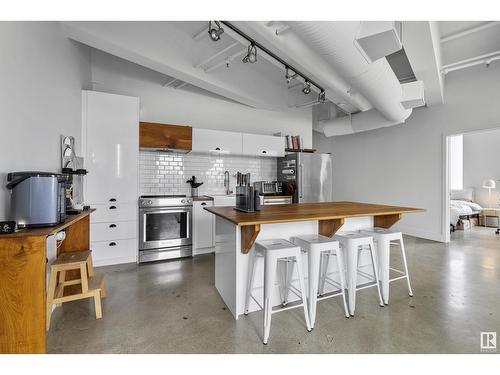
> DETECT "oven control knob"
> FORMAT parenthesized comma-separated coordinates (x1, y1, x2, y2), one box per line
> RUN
(187, 199, 192, 203)
(148, 200, 152, 205)
(181, 199, 186, 203)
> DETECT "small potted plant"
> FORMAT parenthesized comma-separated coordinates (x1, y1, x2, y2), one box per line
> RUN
(186, 176, 203, 197)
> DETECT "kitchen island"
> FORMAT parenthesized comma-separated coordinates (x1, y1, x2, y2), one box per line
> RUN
(205, 201, 424, 319)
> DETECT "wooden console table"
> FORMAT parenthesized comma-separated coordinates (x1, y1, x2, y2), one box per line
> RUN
(0, 210, 94, 354)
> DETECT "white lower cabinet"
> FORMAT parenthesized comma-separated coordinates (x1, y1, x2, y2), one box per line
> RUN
(193, 200, 214, 253)
(90, 202, 137, 223)
(91, 239, 138, 267)
(91, 220, 137, 242)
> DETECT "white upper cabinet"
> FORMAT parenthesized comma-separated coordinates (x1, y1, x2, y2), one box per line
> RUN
(242, 133, 285, 157)
(192, 128, 242, 154)
(192, 128, 285, 157)
(82, 91, 139, 205)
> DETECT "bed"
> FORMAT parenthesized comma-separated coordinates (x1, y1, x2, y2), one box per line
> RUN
(450, 188, 483, 231)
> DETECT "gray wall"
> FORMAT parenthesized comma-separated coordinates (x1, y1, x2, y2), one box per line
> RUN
(313, 63, 500, 241)
(0, 22, 91, 220)
(463, 129, 500, 208)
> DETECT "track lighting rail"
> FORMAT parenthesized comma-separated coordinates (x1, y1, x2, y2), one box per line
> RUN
(220, 21, 325, 95)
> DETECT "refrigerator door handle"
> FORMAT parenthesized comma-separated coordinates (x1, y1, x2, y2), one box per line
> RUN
(299, 163, 303, 201)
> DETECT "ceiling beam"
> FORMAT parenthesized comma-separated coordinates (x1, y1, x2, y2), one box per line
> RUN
(440, 21, 500, 43)
(194, 42, 239, 68)
(204, 48, 246, 73)
(192, 25, 208, 41)
(174, 82, 188, 89)
(162, 77, 178, 87)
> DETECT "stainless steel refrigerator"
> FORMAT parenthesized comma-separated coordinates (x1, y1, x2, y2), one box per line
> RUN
(277, 153, 333, 203)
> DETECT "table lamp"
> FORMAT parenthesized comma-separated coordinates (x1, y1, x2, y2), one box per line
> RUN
(482, 179, 496, 208)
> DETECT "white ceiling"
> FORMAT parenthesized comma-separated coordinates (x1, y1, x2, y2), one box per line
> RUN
(63, 21, 497, 123)
(437, 21, 500, 68)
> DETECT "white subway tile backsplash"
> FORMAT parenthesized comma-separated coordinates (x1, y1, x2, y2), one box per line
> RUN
(139, 151, 277, 196)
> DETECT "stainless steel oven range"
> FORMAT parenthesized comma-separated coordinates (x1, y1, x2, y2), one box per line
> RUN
(139, 195, 193, 263)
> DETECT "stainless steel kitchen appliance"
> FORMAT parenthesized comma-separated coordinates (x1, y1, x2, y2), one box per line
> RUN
(253, 181, 283, 196)
(138, 195, 193, 263)
(259, 195, 293, 205)
(6, 171, 68, 228)
(235, 172, 260, 212)
(277, 153, 333, 203)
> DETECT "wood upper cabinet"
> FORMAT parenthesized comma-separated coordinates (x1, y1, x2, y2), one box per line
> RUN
(139, 122, 192, 151)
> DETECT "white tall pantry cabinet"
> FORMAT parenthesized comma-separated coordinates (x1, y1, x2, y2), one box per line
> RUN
(82, 90, 139, 266)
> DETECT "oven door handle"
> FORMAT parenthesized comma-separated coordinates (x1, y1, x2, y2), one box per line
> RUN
(140, 208, 192, 214)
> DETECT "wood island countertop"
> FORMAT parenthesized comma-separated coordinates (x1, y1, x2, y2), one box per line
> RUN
(205, 201, 424, 253)
(204, 201, 424, 226)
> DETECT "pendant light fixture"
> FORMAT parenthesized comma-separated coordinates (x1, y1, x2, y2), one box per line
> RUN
(208, 21, 224, 42)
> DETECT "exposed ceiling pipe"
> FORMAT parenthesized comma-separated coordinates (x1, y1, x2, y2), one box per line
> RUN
(287, 21, 411, 125)
(441, 50, 500, 74)
(321, 108, 412, 137)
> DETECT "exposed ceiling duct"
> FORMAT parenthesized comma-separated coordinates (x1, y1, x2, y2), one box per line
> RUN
(287, 21, 412, 133)
(320, 108, 412, 137)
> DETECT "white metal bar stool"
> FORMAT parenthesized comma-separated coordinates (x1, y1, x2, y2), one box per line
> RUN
(359, 227, 413, 305)
(244, 239, 312, 345)
(291, 235, 349, 328)
(333, 232, 384, 316)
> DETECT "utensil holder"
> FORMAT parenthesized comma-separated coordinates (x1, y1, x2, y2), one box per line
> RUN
(191, 187, 198, 197)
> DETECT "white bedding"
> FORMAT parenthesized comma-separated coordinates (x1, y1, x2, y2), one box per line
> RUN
(450, 199, 483, 225)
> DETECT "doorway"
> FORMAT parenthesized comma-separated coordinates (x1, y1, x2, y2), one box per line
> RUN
(444, 127, 500, 242)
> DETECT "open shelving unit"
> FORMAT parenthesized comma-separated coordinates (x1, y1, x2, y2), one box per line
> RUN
(285, 148, 316, 153)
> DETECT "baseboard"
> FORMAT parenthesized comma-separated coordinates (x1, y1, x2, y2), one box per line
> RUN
(193, 246, 215, 256)
(395, 225, 445, 242)
(93, 255, 137, 267)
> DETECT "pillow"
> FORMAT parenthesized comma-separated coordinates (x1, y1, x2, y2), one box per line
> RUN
(450, 188, 474, 201)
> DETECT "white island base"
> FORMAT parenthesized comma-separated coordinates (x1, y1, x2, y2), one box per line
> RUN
(214, 216, 378, 319)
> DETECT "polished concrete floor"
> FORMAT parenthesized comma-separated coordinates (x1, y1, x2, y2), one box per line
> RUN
(47, 227, 500, 354)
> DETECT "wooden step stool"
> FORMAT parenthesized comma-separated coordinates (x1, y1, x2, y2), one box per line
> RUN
(46, 250, 106, 330)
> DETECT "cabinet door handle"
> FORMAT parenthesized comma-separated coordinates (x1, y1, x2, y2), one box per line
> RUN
(109, 224, 117, 228)
(109, 206, 117, 210)
(215, 147, 221, 151)
(109, 198, 116, 202)
(201, 202, 206, 206)
(262, 150, 267, 154)
(109, 242, 117, 246)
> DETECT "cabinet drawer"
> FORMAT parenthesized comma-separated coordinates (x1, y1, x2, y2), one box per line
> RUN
(91, 220, 137, 242)
(90, 203, 137, 223)
(91, 238, 137, 266)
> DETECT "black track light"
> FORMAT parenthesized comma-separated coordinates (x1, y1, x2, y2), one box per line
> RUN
(302, 81, 311, 95)
(208, 21, 224, 42)
(242, 43, 257, 63)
